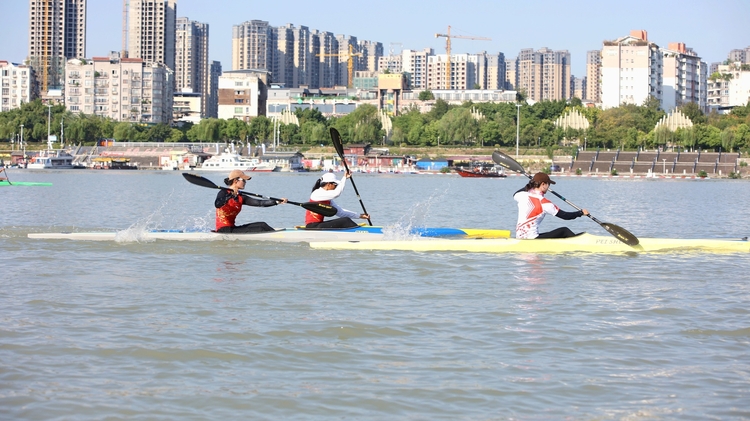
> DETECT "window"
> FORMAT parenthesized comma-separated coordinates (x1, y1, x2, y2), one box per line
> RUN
(234, 107, 243, 113)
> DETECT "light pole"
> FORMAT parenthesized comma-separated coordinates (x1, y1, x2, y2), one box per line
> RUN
(19, 124, 25, 165)
(46, 104, 53, 149)
(662, 158, 666, 174)
(60, 118, 64, 148)
(515, 103, 521, 158)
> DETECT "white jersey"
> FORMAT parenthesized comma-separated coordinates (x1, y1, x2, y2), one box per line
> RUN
(513, 189, 560, 239)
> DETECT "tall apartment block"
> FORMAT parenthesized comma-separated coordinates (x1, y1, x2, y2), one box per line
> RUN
(707, 62, 750, 109)
(64, 53, 174, 124)
(1, 61, 37, 112)
(315, 30, 338, 89)
(505, 57, 517, 90)
(601, 30, 663, 110)
(572, 76, 586, 100)
(122, 0, 177, 71)
(661, 42, 706, 112)
(484, 53, 506, 90)
(335, 35, 358, 87)
(402, 48, 432, 90)
(585, 50, 601, 103)
(175, 17, 209, 117)
(28, 0, 87, 93)
(232, 20, 273, 71)
(207, 60, 221, 117)
(514, 47, 570, 102)
(359, 40, 384, 73)
(727, 47, 750, 64)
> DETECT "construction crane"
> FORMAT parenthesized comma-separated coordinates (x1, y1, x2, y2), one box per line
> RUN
(317, 44, 362, 88)
(435, 26, 491, 90)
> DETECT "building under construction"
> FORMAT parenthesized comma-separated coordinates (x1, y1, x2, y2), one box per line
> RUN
(28, 0, 87, 97)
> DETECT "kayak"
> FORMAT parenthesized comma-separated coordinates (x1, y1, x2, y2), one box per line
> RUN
(309, 233, 750, 254)
(0, 181, 53, 186)
(27, 226, 511, 242)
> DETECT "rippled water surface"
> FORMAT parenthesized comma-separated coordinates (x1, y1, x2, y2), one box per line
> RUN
(2, 170, 750, 420)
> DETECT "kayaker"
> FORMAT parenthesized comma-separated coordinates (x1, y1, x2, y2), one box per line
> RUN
(514, 172, 589, 239)
(305, 171, 370, 229)
(215, 169, 287, 233)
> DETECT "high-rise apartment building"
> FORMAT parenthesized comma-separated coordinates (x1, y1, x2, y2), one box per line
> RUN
(707, 62, 750, 109)
(426, 53, 491, 90)
(727, 47, 750, 64)
(484, 53, 506, 90)
(359, 40, 383, 72)
(207, 60, 221, 117)
(232, 20, 273, 71)
(601, 30, 663, 110)
(1, 61, 37, 112)
(585, 50, 601, 103)
(505, 57, 517, 90)
(28, 0, 87, 93)
(335, 35, 358, 87)
(122, 0, 177, 71)
(661, 42, 706, 112)
(572, 76, 586, 100)
(402, 48, 432, 90)
(175, 17, 209, 117)
(314, 30, 338, 89)
(64, 53, 173, 124)
(515, 47, 570, 102)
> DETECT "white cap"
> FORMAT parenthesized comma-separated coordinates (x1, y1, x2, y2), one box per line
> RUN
(320, 173, 339, 184)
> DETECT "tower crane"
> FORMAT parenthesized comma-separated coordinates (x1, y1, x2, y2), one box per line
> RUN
(316, 44, 363, 88)
(435, 26, 491, 90)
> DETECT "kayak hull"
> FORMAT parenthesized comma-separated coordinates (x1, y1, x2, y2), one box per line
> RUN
(0, 181, 53, 186)
(309, 233, 750, 254)
(27, 226, 511, 242)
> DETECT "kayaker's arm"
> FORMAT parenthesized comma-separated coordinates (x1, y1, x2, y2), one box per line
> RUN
(215, 189, 279, 208)
(555, 209, 585, 220)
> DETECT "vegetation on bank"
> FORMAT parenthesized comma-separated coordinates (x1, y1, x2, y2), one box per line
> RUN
(1, 97, 749, 155)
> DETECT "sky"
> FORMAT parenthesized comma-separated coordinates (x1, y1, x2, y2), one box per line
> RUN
(1, 0, 748, 77)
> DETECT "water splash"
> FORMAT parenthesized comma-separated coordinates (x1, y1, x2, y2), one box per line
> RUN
(113, 192, 213, 242)
(382, 185, 450, 240)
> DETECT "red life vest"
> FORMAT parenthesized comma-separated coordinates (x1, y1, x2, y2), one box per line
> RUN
(305, 199, 331, 224)
(216, 192, 243, 230)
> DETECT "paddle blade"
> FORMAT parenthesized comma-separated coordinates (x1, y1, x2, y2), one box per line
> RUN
(183, 173, 220, 189)
(330, 127, 345, 159)
(601, 222, 640, 246)
(492, 151, 527, 176)
(300, 202, 338, 217)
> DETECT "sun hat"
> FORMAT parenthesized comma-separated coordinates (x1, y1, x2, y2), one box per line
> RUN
(532, 172, 555, 185)
(228, 169, 251, 180)
(320, 172, 339, 184)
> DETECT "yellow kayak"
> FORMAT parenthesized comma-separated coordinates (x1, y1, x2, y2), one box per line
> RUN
(309, 233, 750, 254)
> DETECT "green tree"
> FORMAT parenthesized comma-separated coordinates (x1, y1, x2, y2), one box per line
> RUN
(418, 90, 435, 101)
(678, 102, 707, 125)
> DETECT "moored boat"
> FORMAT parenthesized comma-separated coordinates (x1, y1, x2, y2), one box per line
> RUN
(27, 226, 511, 242)
(196, 151, 279, 172)
(309, 233, 750, 254)
(27, 150, 76, 169)
(455, 167, 506, 178)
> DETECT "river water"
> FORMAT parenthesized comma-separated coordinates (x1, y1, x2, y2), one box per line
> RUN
(2, 170, 749, 420)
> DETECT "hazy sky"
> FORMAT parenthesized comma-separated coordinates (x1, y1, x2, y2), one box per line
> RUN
(1, 0, 748, 76)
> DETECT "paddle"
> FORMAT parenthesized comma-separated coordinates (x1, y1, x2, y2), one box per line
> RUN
(492, 151, 640, 246)
(330, 127, 372, 225)
(182, 173, 337, 217)
(0, 167, 10, 185)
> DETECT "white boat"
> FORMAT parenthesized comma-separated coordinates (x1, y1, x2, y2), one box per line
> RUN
(27, 226, 511, 243)
(196, 149, 279, 172)
(27, 150, 76, 169)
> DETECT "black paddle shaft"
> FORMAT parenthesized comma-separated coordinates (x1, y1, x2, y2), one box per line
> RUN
(330, 128, 372, 225)
(181, 173, 337, 217)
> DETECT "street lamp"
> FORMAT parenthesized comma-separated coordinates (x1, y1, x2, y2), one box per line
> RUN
(46, 104, 53, 149)
(515, 103, 522, 158)
(19, 124, 25, 165)
(662, 158, 666, 174)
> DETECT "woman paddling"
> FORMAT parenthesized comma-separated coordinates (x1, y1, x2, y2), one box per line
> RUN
(305, 172, 369, 229)
(514, 172, 589, 239)
(215, 169, 287, 233)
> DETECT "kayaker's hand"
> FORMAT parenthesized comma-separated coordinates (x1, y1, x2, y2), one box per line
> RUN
(345, 171, 352, 179)
(582, 209, 590, 216)
(360, 213, 369, 219)
(277, 198, 288, 204)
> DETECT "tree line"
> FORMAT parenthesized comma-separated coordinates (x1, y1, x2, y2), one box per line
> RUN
(1, 97, 749, 153)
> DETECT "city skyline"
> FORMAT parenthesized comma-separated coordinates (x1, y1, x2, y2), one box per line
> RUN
(1, 0, 748, 79)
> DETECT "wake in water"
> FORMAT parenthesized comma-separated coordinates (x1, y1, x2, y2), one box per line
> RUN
(114, 190, 213, 242)
(381, 185, 450, 240)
